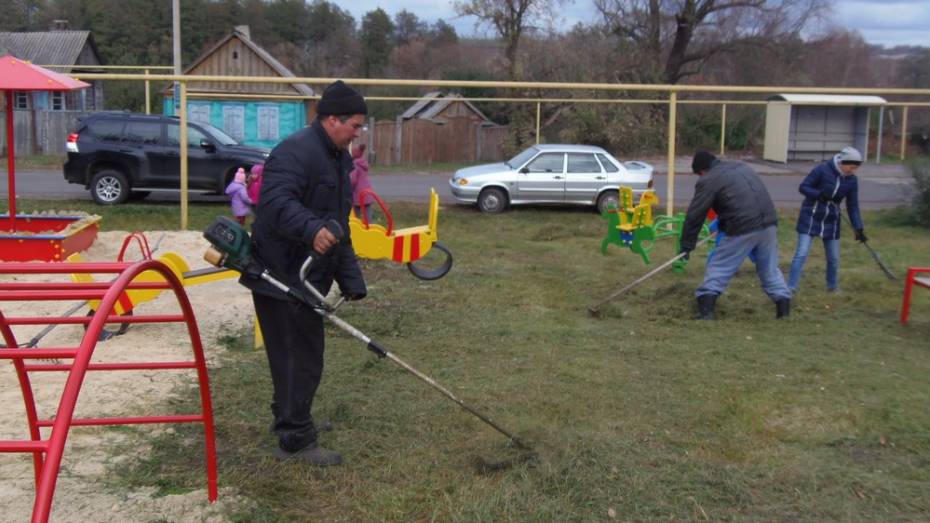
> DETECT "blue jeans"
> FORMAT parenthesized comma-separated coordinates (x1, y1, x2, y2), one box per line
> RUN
(706, 230, 757, 268)
(696, 225, 791, 301)
(788, 233, 840, 291)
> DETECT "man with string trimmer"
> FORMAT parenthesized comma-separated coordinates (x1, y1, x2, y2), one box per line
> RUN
(238, 80, 369, 466)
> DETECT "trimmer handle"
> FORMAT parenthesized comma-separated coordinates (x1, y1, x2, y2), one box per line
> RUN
(299, 219, 346, 300)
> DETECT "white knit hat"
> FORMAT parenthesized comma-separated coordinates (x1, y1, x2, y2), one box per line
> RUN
(839, 146, 862, 165)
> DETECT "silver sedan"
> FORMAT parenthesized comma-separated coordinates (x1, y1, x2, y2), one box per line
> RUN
(449, 144, 654, 213)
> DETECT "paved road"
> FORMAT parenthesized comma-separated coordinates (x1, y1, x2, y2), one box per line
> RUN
(2, 162, 913, 209)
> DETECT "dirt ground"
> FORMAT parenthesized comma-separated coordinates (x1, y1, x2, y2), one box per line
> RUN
(0, 231, 256, 522)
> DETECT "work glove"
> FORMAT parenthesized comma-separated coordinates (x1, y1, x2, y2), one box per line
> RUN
(818, 191, 832, 203)
(854, 229, 868, 243)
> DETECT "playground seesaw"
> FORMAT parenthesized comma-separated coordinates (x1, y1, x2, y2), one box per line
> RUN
(350, 187, 453, 281)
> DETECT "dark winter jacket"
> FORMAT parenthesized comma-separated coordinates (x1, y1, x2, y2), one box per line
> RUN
(795, 156, 863, 239)
(680, 159, 778, 252)
(240, 120, 366, 301)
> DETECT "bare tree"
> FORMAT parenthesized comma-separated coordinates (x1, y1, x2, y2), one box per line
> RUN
(595, 0, 831, 84)
(454, 0, 563, 80)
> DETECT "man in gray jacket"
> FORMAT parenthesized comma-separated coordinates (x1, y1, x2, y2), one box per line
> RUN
(679, 151, 791, 320)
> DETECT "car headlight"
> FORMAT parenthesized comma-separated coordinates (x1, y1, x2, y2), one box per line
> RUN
(457, 178, 469, 185)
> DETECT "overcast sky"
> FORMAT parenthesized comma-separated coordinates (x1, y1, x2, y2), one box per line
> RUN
(343, 0, 929, 49)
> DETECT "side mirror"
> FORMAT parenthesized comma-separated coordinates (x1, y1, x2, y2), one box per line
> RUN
(519, 166, 529, 174)
(200, 139, 216, 151)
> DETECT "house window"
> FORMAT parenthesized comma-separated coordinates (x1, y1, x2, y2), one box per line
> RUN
(189, 103, 212, 125)
(14, 92, 29, 109)
(50, 92, 65, 111)
(222, 105, 246, 142)
(257, 105, 279, 141)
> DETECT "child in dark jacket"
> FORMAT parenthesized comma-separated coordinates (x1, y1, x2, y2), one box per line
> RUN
(225, 167, 253, 225)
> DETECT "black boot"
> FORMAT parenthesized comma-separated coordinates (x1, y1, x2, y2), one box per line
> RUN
(274, 442, 343, 466)
(695, 294, 717, 320)
(775, 298, 790, 319)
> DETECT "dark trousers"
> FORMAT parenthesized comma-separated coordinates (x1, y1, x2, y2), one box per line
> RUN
(253, 292, 324, 452)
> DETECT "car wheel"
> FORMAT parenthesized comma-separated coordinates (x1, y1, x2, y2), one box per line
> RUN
(90, 169, 130, 205)
(478, 187, 508, 214)
(596, 190, 619, 214)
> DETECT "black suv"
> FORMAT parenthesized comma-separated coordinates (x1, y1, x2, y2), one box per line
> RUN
(64, 112, 269, 204)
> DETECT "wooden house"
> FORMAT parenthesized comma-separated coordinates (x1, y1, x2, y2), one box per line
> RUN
(0, 24, 105, 155)
(0, 26, 105, 112)
(164, 26, 314, 148)
(401, 92, 496, 124)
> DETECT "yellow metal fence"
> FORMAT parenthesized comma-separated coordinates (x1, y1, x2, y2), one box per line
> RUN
(63, 71, 930, 228)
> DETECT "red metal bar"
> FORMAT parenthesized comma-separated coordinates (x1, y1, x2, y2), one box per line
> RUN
(0, 282, 170, 291)
(0, 260, 219, 521)
(6, 90, 15, 231)
(4, 314, 186, 325)
(15, 259, 220, 521)
(36, 415, 204, 427)
(0, 262, 134, 274)
(0, 440, 48, 452)
(25, 361, 197, 372)
(900, 267, 930, 325)
(0, 313, 45, 485)
(0, 290, 113, 301)
(118, 231, 152, 261)
(0, 349, 78, 359)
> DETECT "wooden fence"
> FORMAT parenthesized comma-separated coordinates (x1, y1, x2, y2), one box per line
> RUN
(0, 110, 86, 157)
(1, 109, 511, 167)
(364, 117, 508, 166)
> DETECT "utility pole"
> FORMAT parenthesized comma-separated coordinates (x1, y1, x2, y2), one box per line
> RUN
(172, 0, 189, 229)
(172, 0, 181, 114)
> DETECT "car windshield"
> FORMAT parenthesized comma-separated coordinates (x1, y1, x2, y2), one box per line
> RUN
(198, 122, 239, 145)
(506, 147, 539, 169)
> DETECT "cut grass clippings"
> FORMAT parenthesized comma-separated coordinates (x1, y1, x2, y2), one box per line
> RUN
(7, 199, 930, 521)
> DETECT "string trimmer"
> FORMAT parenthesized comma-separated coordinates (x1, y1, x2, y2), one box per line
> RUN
(202, 216, 533, 455)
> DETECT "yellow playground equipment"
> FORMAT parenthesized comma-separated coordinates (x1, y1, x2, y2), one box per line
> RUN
(350, 187, 453, 280)
(68, 231, 238, 338)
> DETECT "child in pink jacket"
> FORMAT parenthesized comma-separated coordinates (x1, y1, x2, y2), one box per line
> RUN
(225, 167, 253, 225)
(349, 144, 372, 220)
(247, 163, 264, 207)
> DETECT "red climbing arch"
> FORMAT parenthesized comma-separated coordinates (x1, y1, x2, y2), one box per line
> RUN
(0, 259, 218, 523)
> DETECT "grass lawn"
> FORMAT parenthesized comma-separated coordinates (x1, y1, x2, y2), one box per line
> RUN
(0, 154, 66, 170)
(7, 199, 930, 521)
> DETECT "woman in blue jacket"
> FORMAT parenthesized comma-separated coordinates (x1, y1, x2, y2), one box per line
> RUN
(788, 146, 867, 293)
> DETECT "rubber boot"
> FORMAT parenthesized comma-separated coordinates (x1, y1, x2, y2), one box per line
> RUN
(274, 442, 343, 466)
(695, 294, 717, 320)
(775, 298, 790, 319)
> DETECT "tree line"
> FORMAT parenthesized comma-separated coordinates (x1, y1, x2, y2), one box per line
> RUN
(3, 0, 928, 155)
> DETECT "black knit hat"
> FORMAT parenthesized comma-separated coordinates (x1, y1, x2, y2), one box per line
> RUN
(317, 80, 367, 116)
(691, 150, 717, 174)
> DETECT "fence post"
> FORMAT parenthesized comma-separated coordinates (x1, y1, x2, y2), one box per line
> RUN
(144, 68, 151, 114)
(535, 102, 541, 144)
(719, 103, 727, 156)
(179, 81, 188, 230)
(900, 105, 908, 161)
(667, 91, 678, 217)
(394, 117, 403, 165)
(475, 122, 482, 162)
(876, 105, 884, 164)
(368, 117, 375, 164)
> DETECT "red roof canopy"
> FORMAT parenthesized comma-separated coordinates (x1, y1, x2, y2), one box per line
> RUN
(0, 55, 90, 91)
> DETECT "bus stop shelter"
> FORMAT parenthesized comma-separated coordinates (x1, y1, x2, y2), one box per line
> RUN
(763, 94, 886, 163)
